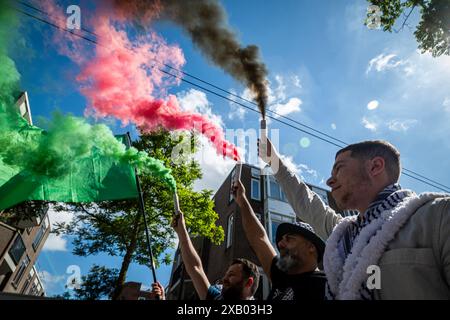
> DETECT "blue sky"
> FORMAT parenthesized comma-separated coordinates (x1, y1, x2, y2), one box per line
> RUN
(8, 0, 450, 297)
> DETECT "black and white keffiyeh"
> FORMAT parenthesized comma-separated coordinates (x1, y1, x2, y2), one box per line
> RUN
(322, 184, 446, 300)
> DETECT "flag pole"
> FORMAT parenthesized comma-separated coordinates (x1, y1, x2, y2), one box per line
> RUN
(125, 132, 159, 294)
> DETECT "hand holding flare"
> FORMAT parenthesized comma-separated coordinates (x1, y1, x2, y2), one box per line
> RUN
(172, 192, 182, 229)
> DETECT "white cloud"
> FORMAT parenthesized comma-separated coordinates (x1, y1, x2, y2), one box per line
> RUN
(42, 206, 74, 252)
(192, 136, 235, 193)
(387, 119, 418, 132)
(403, 65, 415, 76)
(292, 75, 302, 88)
(38, 270, 66, 293)
(267, 75, 303, 117)
(274, 75, 287, 101)
(400, 50, 450, 89)
(279, 155, 318, 182)
(362, 117, 378, 131)
(178, 88, 209, 112)
(367, 100, 379, 110)
(178, 89, 224, 127)
(176, 90, 249, 193)
(331, 123, 337, 130)
(228, 105, 246, 120)
(270, 97, 302, 117)
(298, 164, 318, 179)
(43, 234, 68, 251)
(366, 51, 450, 120)
(227, 75, 304, 120)
(366, 53, 411, 75)
(228, 89, 249, 120)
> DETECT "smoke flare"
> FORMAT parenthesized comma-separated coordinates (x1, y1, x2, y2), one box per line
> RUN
(0, 4, 177, 192)
(114, 0, 269, 118)
(40, 0, 240, 160)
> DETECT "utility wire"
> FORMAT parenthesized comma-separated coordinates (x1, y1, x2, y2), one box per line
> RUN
(13, 0, 350, 147)
(11, 1, 450, 193)
(16, 0, 97, 37)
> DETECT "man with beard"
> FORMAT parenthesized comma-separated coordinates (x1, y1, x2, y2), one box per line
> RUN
(258, 138, 450, 299)
(232, 181, 326, 300)
(172, 210, 260, 300)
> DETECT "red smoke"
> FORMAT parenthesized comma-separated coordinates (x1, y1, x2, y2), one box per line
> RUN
(40, 0, 240, 160)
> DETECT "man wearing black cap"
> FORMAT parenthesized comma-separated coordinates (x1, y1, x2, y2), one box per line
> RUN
(232, 181, 326, 300)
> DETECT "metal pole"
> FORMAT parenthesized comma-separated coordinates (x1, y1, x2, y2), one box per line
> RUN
(135, 167, 158, 284)
(125, 133, 158, 288)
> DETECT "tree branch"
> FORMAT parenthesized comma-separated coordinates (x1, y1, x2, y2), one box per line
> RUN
(78, 204, 129, 245)
(394, 6, 416, 33)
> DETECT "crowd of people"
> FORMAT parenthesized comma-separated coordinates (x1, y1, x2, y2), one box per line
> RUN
(151, 138, 450, 300)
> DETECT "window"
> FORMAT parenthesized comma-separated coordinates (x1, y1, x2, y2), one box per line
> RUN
(32, 217, 49, 251)
(21, 268, 35, 294)
(251, 168, 260, 178)
(226, 214, 234, 248)
(269, 176, 284, 201)
(229, 167, 236, 203)
(29, 280, 42, 296)
(12, 255, 30, 287)
(9, 236, 26, 264)
(251, 178, 261, 200)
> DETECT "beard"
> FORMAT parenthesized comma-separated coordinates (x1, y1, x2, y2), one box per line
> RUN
(276, 250, 301, 273)
(222, 281, 245, 301)
(337, 167, 372, 210)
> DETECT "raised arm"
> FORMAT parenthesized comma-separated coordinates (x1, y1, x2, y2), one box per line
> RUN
(258, 138, 342, 240)
(171, 211, 210, 300)
(232, 180, 277, 279)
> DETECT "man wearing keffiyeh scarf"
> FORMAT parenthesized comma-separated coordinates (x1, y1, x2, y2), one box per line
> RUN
(258, 138, 450, 300)
(327, 183, 415, 299)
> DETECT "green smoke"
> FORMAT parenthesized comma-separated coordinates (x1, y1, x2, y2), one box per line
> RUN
(0, 112, 177, 192)
(0, 5, 176, 192)
(0, 3, 20, 108)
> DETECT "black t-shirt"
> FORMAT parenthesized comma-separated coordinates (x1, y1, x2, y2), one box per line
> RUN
(267, 257, 326, 301)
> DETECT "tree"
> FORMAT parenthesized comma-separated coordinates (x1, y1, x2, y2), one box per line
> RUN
(366, 0, 450, 57)
(53, 130, 224, 300)
(73, 265, 119, 300)
(52, 265, 118, 300)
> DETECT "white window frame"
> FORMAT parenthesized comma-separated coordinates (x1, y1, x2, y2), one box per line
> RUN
(12, 255, 30, 288)
(229, 167, 236, 203)
(251, 178, 261, 201)
(268, 176, 282, 201)
(226, 214, 234, 249)
(251, 168, 260, 178)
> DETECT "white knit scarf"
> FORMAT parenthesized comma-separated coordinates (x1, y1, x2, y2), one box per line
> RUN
(323, 192, 446, 300)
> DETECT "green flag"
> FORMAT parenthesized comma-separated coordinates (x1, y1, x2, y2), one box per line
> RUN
(0, 133, 139, 210)
(0, 4, 177, 210)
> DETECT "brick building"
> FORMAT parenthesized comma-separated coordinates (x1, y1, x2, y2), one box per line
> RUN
(0, 92, 49, 297)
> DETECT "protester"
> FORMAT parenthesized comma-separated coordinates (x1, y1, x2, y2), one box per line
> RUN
(171, 210, 260, 300)
(232, 181, 326, 300)
(259, 138, 450, 299)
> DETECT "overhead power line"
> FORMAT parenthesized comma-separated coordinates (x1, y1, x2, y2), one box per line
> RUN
(10, 0, 450, 193)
